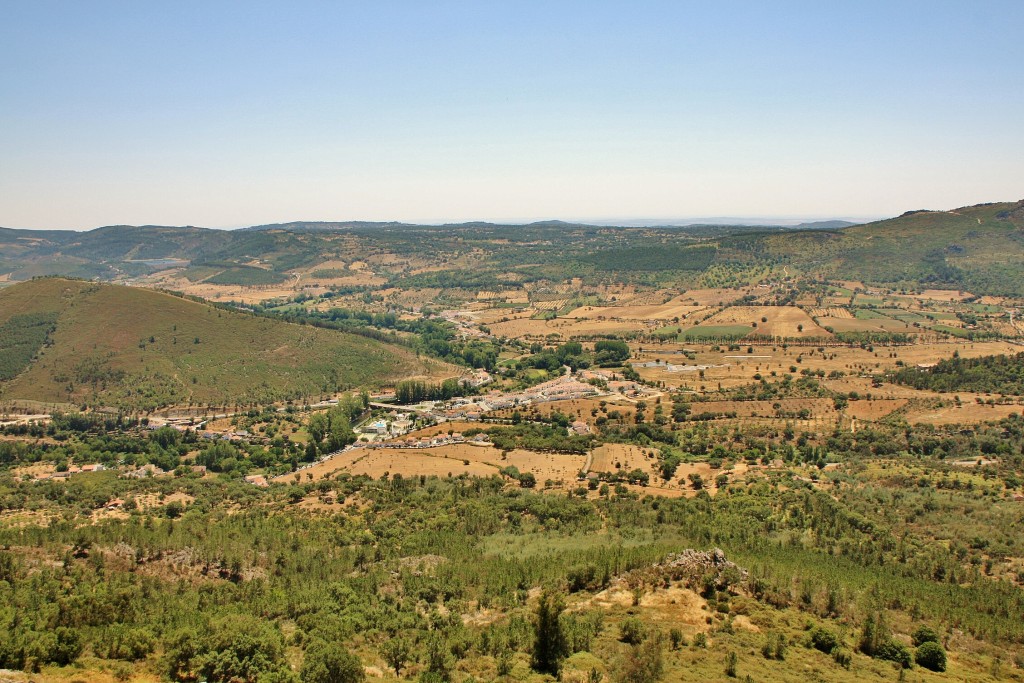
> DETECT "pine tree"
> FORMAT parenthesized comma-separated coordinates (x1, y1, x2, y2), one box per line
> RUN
(531, 591, 567, 675)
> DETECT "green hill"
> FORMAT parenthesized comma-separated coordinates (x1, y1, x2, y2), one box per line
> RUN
(0, 278, 440, 411)
(748, 200, 1024, 294)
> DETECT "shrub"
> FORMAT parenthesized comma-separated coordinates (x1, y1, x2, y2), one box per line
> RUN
(301, 640, 364, 683)
(668, 628, 685, 650)
(911, 625, 940, 647)
(915, 642, 947, 672)
(831, 647, 851, 669)
(615, 636, 663, 683)
(876, 640, 913, 669)
(810, 626, 839, 654)
(761, 632, 786, 660)
(725, 651, 738, 677)
(619, 618, 646, 645)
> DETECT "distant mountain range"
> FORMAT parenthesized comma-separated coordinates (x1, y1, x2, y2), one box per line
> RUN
(1, 200, 1021, 295)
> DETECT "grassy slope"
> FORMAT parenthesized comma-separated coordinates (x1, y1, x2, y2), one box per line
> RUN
(758, 201, 1024, 294)
(0, 278, 442, 410)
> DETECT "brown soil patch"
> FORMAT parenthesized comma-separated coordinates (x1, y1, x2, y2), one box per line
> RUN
(844, 399, 907, 421)
(809, 307, 853, 319)
(701, 306, 829, 338)
(582, 582, 713, 632)
(279, 444, 586, 486)
(689, 397, 834, 419)
(492, 397, 636, 427)
(907, 402, 1024, 425)
(564, 298, 706, 322)
(679, 288, 753, 306)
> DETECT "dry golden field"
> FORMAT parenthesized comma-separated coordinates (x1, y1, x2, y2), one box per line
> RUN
(700, 305, 828, 338)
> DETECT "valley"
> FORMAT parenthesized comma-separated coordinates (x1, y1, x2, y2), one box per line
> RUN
(2, 204, 1024, 683)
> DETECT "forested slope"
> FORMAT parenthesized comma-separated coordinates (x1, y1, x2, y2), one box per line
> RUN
(0, 278, 440, 410)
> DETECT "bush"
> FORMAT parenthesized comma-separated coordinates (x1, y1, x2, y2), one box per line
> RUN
(831, 647, 852, 669)
(915, 642, 947, 672)
(810, 626, 839, 654)
(725, 651, 738, 677)
(301, 640, 365, 683)
(761, 632, 786, 660)
(668, 628, 685, 650)
(876, 640, 913, 669)
(619, 617, 646, 645)
(566, 564, 599, 593)
(615, 636, 663, 683)
(911, 625, 940, 647)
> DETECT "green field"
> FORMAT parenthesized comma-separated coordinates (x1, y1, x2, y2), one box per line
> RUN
(853, 308, 890, 319)
(932, 324, 972, 338)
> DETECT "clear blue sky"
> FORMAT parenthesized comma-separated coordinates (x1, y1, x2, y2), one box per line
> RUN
(2, 1, 1022, 229)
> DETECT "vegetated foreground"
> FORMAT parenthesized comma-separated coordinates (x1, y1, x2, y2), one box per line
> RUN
(1, 202, 1023, 682)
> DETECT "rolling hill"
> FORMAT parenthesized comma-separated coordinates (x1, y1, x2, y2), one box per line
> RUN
(0, 278, 444, 411)
(2, 199, 1021, 295)
(739, 200, 1024, 295)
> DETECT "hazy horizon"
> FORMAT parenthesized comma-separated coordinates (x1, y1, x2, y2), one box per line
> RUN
(2, 1, 1022, 230)
(1, 213, 882, 233)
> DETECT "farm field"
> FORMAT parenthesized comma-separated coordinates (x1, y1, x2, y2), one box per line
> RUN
(698, 305, 828, 338)
(563, 298, 705, 322)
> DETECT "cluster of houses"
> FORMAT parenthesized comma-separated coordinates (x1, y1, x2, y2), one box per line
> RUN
(439, 310, 492, 340)
(33, 463, 105, 481)
(438, 373, 601, 420)
(632, 360, 728, 374)
(359, 416, 415, 438)
(368, 432, 491, 450)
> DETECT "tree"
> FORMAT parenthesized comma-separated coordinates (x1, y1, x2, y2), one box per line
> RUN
(532, 591, 568, 675)
(915, 642, 947, 672)
(380, 638, 410, 677)
(166, 615, 291, 683)
(422, 634, 452, 682)
(301, 640, 365, 683)
(308, 413, 328, 444)
(857, 612, 889, 656)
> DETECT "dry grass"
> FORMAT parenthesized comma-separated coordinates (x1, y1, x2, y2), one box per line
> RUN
(809, 307, 853, 319)
(700, 306, 828, 338)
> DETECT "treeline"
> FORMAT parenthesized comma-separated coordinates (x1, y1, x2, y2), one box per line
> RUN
(394, 378, 468, 404)
(305, 395, 366, 455)
(252, 306, 501, 371)
(892, 351, 1024, 394)
(515, 340, 630, 373)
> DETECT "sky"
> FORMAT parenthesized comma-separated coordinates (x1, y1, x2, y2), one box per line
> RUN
(2, 1, 1023, 230)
